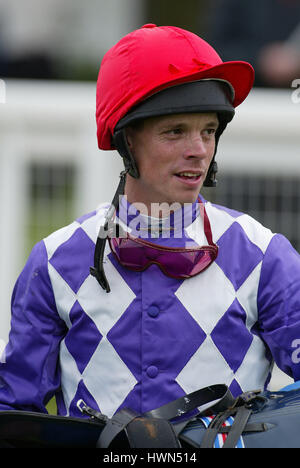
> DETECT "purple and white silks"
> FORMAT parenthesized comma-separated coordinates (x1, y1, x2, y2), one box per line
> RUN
(0, 197, 300, 419)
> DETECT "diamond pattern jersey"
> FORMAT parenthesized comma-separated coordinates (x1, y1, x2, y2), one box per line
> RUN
(1, 198, 300, 417)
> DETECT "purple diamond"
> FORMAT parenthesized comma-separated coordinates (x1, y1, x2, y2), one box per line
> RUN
(107, 299, 142, 381)
(216, 222, 263, 290)
(49, 227, 95, 293)
(211, 299, 253, 373)
(65, 301, 102, 373)
(107, 263, 207, 379)
(140, 374, 188, 415)
(229, 379, 243, 397)
(115, 370, 189, 415)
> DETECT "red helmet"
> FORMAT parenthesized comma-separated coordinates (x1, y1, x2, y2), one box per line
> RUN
(96, 23, 254, 150)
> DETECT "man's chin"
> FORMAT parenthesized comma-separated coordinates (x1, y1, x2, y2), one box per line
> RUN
(174, 188, 202, 205)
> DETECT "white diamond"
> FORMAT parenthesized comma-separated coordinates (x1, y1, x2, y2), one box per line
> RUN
(185, 215, 207, 246)
(236, 214, 274, 254)
(48, 263, 76, 328)
(175, 262, 236, 335)
(176, 336, 234, 394)
(77, 256, 136, 337)
(205, 202, 236, 243)
(80, 206, 108, 244)
(236, 261, 262, 330)
(234, 335, 271, 391)
(44, 221, 79, 260)
(83, 337, 137, 418)
(79, 215, 99, 244)
(59, 340, 82, 415)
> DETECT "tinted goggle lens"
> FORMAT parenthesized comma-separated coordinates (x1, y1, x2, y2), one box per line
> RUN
(108, 235, 218, 279)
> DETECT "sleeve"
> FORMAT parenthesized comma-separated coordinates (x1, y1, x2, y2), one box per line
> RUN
(257, 234, 300, 381)
(0, 241, 67, 412)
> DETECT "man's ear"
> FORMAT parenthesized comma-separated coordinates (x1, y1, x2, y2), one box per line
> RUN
(125, 127, 134, 149)
(125, 120, 144, 150)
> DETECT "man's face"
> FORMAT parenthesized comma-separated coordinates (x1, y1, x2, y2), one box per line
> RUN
(125, 112, 218, 211)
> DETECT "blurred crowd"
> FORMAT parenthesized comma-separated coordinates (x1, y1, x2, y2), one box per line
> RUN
(0, 0, 299, 86)
(207, 0, 300, 88)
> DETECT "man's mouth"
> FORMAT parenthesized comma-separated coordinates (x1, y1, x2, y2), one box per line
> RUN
(175, 171, 203, 180)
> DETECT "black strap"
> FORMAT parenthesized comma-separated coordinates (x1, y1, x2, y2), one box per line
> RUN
(200, 408, 233, 448)
(222, 406, 252, 448)
(204, 159, 218, 187)
(96, 408, 138, 448)
(96, 384, 234, 448)
(96, 409, 181, 449)
(144, 384, 234, 421)
(113, 129, 139, 179)
(218, 422, 268, 434)
(200, 405, 253, 449)
(90, 170, 128, 293)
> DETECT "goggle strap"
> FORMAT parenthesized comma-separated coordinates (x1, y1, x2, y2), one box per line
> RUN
(198, 198, 214, 246)
(90, 235, 110, 293)
(90, 170, 128, 293)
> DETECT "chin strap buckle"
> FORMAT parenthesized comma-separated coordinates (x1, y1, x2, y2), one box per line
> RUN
(204, 160, 218, 187)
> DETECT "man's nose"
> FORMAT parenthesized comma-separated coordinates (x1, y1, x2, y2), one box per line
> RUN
(182, 135, 209, 159)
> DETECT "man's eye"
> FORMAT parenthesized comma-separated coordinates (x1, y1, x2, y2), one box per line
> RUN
(205, 128, 217, 135)
(168, 128, 182, 135)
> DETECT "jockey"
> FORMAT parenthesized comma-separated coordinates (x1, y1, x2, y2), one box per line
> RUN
(0, 24, 300, 419)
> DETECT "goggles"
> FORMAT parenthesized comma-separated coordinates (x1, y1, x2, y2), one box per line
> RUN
(108, 202, 218, 280)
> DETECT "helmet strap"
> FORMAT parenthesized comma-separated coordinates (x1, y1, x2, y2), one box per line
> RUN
(204, 159, 218, 187)
(113, 129, 140, 179)
(204, 115, 229, 187)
